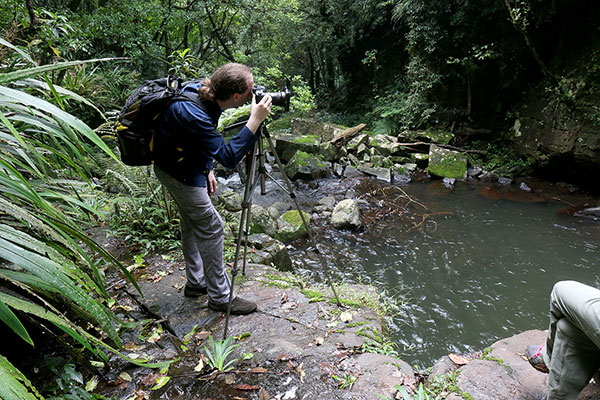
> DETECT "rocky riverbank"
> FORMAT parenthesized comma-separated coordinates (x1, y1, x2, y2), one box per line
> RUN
(92, 236, 600, 399)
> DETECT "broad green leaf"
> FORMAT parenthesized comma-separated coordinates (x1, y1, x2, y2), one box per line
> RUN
(0, 58, 125, 85)
(0, 355, 43, 400)
(0, 85, 118, 161)
(0, 38, 37, 66)
(0, 300, 33, 346)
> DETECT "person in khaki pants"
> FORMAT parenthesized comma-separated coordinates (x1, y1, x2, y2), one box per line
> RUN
(153, 63, 272, 315)
(526, 280, 600, 399)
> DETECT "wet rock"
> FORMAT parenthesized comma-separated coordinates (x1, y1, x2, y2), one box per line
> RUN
(319, 141, 347, 162)
(218, 189, 242, 212)
(331, 199, 363, 230)
(412, 153, 429, 168)
(347, 134, 369, 152)
(467, 167, 482, 177)
(353, 353, 414, 399)
(426, 355, 457, 385)
(369, 134, 402, 156)
(498, 177, 513, 186)
(443, 177, 456, 188)
(275, 210, 310, 243)
(575, 206, 600, 218)
(479, 170, 498, 182)
(313, 196, 336, 213)
(284, 150, 331, 181)
(246, 233, 278, 250)
(520, 181, 532, 192)
(358, 164, 392, 183)
(454, 330, 548, 400)
(393, 171, 412, 185)
(263, 241, 293, 271)
(427, 145, 468, 179)
(228, 205, 276, 237)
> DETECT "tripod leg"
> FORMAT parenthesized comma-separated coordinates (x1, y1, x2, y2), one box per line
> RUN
(223, 142, 259, 339)
(261, 128, 342, 306)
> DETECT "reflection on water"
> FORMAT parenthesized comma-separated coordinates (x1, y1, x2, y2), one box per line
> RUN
(289, 179, 600, 367)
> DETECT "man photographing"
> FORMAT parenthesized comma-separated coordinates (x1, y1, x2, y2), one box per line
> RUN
(152, 63, 272, 315)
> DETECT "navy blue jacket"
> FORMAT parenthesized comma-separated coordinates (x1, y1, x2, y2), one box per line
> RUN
(153, 82, 256, 187)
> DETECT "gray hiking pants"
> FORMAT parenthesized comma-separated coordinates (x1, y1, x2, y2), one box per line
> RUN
(543, 280, 600, 400)
(154, 166, 230, 304)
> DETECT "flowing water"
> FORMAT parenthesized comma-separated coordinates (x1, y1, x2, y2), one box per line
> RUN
(275, 175, 600, 367)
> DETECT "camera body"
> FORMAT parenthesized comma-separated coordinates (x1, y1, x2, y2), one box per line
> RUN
(253, 85, 291, 111)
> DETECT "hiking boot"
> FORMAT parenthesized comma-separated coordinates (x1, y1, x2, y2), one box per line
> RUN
(526, 344, 549, 373)
(184, 285, 208, 297)
(208, 297, 257, 315)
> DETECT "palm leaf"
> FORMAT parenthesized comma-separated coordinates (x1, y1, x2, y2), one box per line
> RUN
(0, 300, 33, 346)
(0, 236, 120, 345)
(0, 354, 43, 400)
(0, 85, 118, 161)
(0, 38, 37, 66)
(0, 58, 125, 85)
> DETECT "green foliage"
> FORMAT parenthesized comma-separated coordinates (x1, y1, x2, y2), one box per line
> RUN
(203, 335, 239, 372)
(0, 42, 147, 398)
(358, 326, 410, 357)
(377, 383, 436, 400)
(45, 362, 99, 400)
(104, 168, 180, 255)
(332, 372, 357, 389)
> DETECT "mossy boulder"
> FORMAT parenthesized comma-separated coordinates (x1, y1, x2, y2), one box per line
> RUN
(319, 141, 347, 162)
(227, 205, 276, 237)
(347, 133, 369, 151)
(415, 130, 454, 144)
(284, 150, 331, 180)
(427, 144, 468, 179)
(274, 133, 320, 162)
(275, 210, 310, 243)
(369, 134, 401, 156)
(291, 118, 344, 142)
(218, 189, 242, 212)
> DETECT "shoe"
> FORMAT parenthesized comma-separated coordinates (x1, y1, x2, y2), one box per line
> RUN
(208, 297, 257, 315)
(184, 285, 208, 297)
(526, 344, 549, 373)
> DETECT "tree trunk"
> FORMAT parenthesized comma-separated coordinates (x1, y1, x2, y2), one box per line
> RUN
(25, 0, 39, 26)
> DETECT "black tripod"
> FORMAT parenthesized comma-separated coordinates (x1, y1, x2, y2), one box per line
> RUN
(222, 122, 341, 339)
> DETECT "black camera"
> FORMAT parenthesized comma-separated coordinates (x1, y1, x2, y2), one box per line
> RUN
(253, 85, 291, 111)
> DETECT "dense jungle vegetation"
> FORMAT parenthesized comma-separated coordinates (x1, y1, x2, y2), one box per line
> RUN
(0, 0, 598, 398)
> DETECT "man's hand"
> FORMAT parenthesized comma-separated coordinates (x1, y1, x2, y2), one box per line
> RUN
(246, 94, 272, 134)
(207, 170, 217, 196)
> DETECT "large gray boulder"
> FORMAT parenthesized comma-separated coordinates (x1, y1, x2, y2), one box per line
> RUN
(331, 199, 363, 230)
(284, 150, 331, 181)
(427, 144, 468, 179)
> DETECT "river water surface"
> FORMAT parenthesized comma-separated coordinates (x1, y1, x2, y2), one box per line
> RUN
(276, 176, 600, 367)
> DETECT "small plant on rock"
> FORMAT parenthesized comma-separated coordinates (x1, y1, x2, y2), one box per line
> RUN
(332, 373, 357, 390)
(377, 383, 437, 400)
(203, 336, 239, 372)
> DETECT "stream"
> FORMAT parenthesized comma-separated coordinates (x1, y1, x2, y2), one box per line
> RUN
(232, 170, 600, 367)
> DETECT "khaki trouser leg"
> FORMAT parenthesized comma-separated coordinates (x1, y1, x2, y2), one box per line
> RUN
(544, 281, 600, 400)
(154, 166, 231, 304)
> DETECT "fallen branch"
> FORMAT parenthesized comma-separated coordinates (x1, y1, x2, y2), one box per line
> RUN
(396, 141, 487, 154)
(330, 123, 367, 145)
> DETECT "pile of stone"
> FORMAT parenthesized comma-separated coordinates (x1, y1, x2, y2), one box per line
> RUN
(273, 118, 469, 184)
